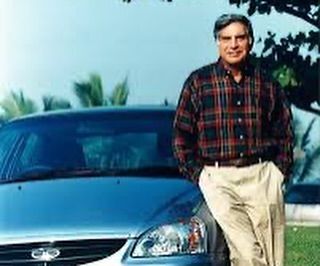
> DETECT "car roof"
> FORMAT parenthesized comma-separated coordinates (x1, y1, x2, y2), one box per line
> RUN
(6, 105, 176, 125)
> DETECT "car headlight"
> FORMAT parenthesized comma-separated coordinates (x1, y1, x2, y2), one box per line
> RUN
(132, 217, 207, 257)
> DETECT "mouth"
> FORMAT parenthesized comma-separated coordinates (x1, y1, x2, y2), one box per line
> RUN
(227, 52, 242, 57)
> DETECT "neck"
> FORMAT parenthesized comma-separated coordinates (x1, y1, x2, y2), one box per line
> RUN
(221, 60, 243, 82)
(229, 66, 242, 82)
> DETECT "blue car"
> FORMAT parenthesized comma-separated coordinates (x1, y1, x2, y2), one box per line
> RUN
(0, 106, 229, 266)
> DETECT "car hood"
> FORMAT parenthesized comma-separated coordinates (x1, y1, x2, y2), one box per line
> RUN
(0, 176, 202, 243)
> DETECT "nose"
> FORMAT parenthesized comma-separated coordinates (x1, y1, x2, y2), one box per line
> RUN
(230, 37, 238, 48)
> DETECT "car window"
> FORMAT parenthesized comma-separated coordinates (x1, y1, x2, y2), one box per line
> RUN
(0, 113, 178, 182)
(0, 132, 22, 179)
(83, 133, 156, 168)
(9, 133, 44, 177)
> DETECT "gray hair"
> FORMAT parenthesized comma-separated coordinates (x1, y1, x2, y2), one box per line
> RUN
(213, 14, 254, 47)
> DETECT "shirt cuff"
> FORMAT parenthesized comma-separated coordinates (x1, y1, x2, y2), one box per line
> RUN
(179, 160, 203, 185)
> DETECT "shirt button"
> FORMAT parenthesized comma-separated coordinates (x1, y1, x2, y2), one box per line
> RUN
(237, 101, 241, 106)
(239, 135, 244, 140)
(238, 118, 242, 123)
(240, 153, 244, 157)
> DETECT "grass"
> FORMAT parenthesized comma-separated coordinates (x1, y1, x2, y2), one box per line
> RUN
(285, 226, 320, 266)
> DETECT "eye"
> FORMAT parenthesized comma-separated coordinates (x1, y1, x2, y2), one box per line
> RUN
(236, 34, 248, 42)
(220, 36, 231, 42)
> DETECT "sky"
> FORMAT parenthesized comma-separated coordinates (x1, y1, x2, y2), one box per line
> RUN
(0, 0, 314, 108)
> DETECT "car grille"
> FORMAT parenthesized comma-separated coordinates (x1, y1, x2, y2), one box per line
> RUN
(0, 238, 127, 265)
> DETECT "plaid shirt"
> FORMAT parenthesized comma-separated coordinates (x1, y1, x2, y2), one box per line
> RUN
(173, 58, 293, 184)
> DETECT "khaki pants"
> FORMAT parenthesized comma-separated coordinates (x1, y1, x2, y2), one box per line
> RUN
(199, 161, 285, 266)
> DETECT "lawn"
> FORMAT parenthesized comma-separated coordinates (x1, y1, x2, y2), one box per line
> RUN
(286, 226, 320, 266)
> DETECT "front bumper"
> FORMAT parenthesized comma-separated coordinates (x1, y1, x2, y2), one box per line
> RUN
(83, 239, 228, 266)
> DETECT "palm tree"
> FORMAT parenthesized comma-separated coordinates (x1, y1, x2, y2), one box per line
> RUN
(73, 74, 104, 107)
(108, 77, 129, 106)
(0, 90, 38, 120)
(42, 95, 72, 111)
(73, 74, 129, 107)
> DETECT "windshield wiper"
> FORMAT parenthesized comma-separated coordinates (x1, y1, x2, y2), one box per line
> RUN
(1, 166, 181, 184)
(4, 166, 106, 183)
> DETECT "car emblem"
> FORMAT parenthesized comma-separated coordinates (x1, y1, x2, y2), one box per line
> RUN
(31, 247, 61, 261)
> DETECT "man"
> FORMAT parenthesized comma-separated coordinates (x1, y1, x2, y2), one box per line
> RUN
(173, 14, 293, 266)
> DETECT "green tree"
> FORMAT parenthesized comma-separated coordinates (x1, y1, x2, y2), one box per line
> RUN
(42, 95, 72, 111)
(73, 73, 105, 107)
(108, 77, 129, 106)
(73, 73, 129, 107)
(229, 0, 318, 28)
(0, 90, 38, 120)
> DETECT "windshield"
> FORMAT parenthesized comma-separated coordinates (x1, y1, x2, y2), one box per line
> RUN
(0, 111, 179, 182)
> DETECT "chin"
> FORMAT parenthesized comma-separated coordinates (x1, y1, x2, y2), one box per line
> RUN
(225, 56, 245, 66)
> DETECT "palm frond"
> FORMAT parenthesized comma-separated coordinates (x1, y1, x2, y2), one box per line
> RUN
(73, 82, 93, 107)
(0, 90, 38, 120)
(73, 73, 105, 107)
(42, 95, 72, 111)
(109, 77, 129, 106)
(89, 74, 104, 106)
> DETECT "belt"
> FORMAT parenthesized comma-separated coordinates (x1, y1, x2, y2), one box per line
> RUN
(206, 157, 264, 167)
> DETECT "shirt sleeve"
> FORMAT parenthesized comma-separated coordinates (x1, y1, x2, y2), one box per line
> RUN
(172, 75, 203, 184)
(270, 85, 294, 179)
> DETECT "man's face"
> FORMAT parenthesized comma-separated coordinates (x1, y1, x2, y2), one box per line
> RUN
(217, 22, 251, 66)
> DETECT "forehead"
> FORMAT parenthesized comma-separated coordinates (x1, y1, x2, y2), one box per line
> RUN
(218, 22, 248, 36)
